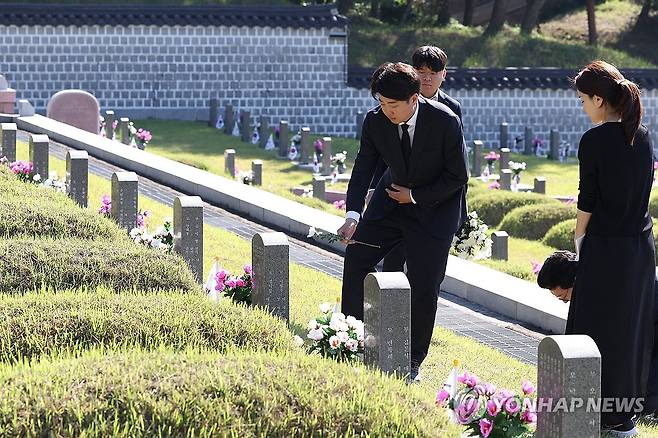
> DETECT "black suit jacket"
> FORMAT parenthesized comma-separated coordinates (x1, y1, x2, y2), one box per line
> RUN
(347, 97, 468, 238)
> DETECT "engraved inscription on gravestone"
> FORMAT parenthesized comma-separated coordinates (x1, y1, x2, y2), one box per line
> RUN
(0, 123, 17, 162)
(29, 134, 49, 179)
(110, 172, 138, 231)
(173, 196, 204, 283)
(251, 232, 289, 322)
(66, 150, 89, 207)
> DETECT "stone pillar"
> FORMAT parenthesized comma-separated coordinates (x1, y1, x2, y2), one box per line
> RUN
(500, 147, 511, 170)
(119, 118, 130, 145)
(18, 99, 35, 117)
(173, 196, 204, 283)
(0, 123, 17, 162)
(500, 122, 509, 149)
(534, 176, 547, 195)
(356, 111, 365, 140)
(104, 110, 115, 139)
(524, 126, 533, 155)
(312, 176, 326, 200)
(29, 134, 49, 179)
(224, 149, 236, 178)
(550, 129, 560, 160)
(0, 75, 16, 114)
(66, 150, 88, 207)
(300, 127, 312, 164)
(223, 104, 234, 135)
(278, 121, 289, 158)
(110, 172, 138, 231)
(252, 160, 263, 186)
(321, 136, 333, 176)
(251, 232, 289, 322)
(240, 110, 251, 142)
(491, 231, 509, 261)
(258, 115, 269, 149)
(500, 169, 512, 190)
(364, 272, 411, 378)
(536, 335, 601, 438)
(208, 98, 218, 127)
(471, 140, 483, 177)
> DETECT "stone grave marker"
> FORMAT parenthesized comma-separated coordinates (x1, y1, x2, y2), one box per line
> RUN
(46, 90, 101, 134)
(174, 196, 204, 283)
(252, 232, 289, 322)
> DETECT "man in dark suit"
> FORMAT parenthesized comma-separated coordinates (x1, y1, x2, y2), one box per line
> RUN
(370, 46, 466, 273)
(338, 62, 468, 380)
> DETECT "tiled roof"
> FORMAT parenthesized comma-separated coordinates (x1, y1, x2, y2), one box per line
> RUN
(348, 66, 658, 90)
(0, 3, 348, 28)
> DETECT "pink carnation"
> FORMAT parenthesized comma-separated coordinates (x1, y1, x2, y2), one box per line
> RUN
(243, 264, 252, 275)
(457, 371, 478, 387)
(504, 397, 521, 415)
(456, 397, 480, 424)
(479, 418, 494, 438)
(236, 279, 245, 288)
(435, 389, 450, 406)
(521, 380, 535, 395)
(486, 399, 500, 416)
(226, 279, 237, 288)
(521, 409, 537, 424)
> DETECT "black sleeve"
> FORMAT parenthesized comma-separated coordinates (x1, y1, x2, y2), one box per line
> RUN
(346, 113, 381, 214)
(369, 157, 387, 189)
(577, 133, 597, 213)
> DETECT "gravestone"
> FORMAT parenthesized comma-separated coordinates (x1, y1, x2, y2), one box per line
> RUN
(66, 150, 88, 207)
(251, 232, 289, 322)
(534, 176, 547, 194)
(104, 110, 115, 139)
(491, 231, 509, 261)
(312, 176, 326, 200)
(0, 123, 17, 162)
(224, 149, 236, 177)
(251, 160, 263, 186)
(550, 129, 560, 160)
(46, 90, 101, 134)
(208, 98, 218, 127)
(300, 127, 312, 164)
(119, 118, 130, 145)
(363, 272, 411, 377)
(321, 137, 333, 176)
(110, 171, 138, 231)
(524, 127, 534, 155)
(240, 111, 251, 142)
(536, 335, 601, 438)
(29, 134, 49, 179)
(173, 196, 204, 283)
(18, 99, 35, 117)
(500, 169, 512, 190)
(223, 104, 234, 135)
(258, 115, 269, 149)
(500, 122, 509, 149)
(471, 140, 483, 177)
(356, 111, 365, 140)
(0, 74, 16, 114)
(500, 147, 511, 170)
(278, 121, 289, 158)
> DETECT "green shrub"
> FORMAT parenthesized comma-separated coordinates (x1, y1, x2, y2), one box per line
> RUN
(543, 219, 577, 251)
(0, 349, 450, 437)
(499, 203, 576, 240)
(468, 190, 560, 227)
(0, 289, 293, 363)
(0, 237, 197, 293)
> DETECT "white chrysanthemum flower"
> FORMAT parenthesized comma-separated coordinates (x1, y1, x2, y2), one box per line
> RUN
(328, 335, 341, 349)
(307, 328, 324, 341)
(319, 302, 331, 313)
(307, 319, 319, 331)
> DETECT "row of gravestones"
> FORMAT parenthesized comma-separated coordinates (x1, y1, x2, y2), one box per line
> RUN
(210, 100, 338, 176)
(497, 122, 564, 160)
(102, 110, 134, 145)
(222, 149, 262, 185)
(472, 141, 547, 194)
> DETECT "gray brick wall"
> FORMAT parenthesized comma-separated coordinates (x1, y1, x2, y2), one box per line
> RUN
(1, 24, 657, 146)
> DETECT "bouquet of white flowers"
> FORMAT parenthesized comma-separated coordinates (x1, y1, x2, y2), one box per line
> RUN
(452, 212, 492, 260)
(301, 302, 365, 363)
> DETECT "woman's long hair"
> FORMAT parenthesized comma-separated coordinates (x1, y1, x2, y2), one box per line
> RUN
(574, 60, 643, 144)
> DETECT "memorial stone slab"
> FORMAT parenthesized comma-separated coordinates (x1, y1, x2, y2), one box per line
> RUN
(46, 90, 101, 134)
(312, 176, 326, 200)
(492, 231, 509, 261)
(524, 127, 534, 155)
(471, 140, 483, 177)
(252, 160, 263, 186)
(500, 169, 512, 190)
(321, 136, 333, 176)
(66, 150, 88, 207)
(208, 98, 218, 127)
(500, 122, 509, 149)
(240, 111, 251, 142)
(278, 121, 289, 158)
(500, 147, 511, 170)
(173, 196, 204, 283)
(223, 104, 234, 135)
(224, 149, 236, 178)
(300, 127, 311, 164)
(104, 110, 115, 139)
(110, 171, 138, 231)
(252, 232, 289, 322)
(18, 99, 35, 117)
(0, 123, 17, 162)
(0, 74, 16, 114)
(550, 129, 560, 160)
(534, 176, 547, 194)
(29, 134, 49, 179)
(119, 118, 130, 145)
(258, 116, 270, 149)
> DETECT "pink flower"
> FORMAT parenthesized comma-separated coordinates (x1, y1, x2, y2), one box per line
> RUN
(216, 270, 227, 281)
(243, 264, 252, 275)
(488, 181, 500, 190)
(458, 371, 479, 387)
(436, 390, 451, 406)
(226, 279, 237, 288)
(486, 399, 500, 416)
(521, 380, 535, 395)
(215, 281, 225, 292)
(333, 200, 346, 210)
(479, 418, 494, 438)
(236, 279, 245, 287)
(485, 151, 500, 162)
(531, 261, 543, 275)
(456, 397, 481, 424)
(521, 409, 537, 424)
(504, 397, 521, 415)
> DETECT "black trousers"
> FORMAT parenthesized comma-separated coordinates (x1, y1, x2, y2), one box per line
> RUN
(341, 204, 452, 366)
(383, 242, 406, 272)
(644, 279, 658, 412)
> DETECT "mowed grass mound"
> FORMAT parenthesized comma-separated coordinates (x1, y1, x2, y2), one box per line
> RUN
(0, 237, 197, 293)
(0, 289, 294, 364)
(0, 349, 453, 437)
(468, 190, 560, 228)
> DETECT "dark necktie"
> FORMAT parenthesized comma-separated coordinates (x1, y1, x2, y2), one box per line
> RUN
(401, 123, 412, 171)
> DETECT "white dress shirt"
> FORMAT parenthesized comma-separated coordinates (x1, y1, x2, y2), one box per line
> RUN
(346, 102, 419, 223)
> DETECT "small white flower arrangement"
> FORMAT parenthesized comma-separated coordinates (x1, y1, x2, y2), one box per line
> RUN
(300, 302, 365, 363)
(41, 171, 67, 193)
(452, 212, 492, 260)
(129, 216, 174, 253)
(508, 161, 526, 175)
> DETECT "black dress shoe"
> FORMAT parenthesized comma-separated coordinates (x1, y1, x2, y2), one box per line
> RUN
(409, 363, 421, 383)
(601, 418, 638, 437)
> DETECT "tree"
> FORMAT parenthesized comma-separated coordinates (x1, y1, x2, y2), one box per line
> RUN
(436, 0, 451, 26)
(463, 0, 475, 26)
(520, 0, 547, 34)
(586, 0, 597, 45)
(485, 0, 508, 35)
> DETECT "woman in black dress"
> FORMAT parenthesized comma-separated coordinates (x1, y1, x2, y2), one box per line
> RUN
(570, 60, 655, 435)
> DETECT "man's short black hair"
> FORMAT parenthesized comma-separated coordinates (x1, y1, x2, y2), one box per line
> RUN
(537, 251, 578, 290)
(370, 62, 420, 102)
(412, 46, 448, 72)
